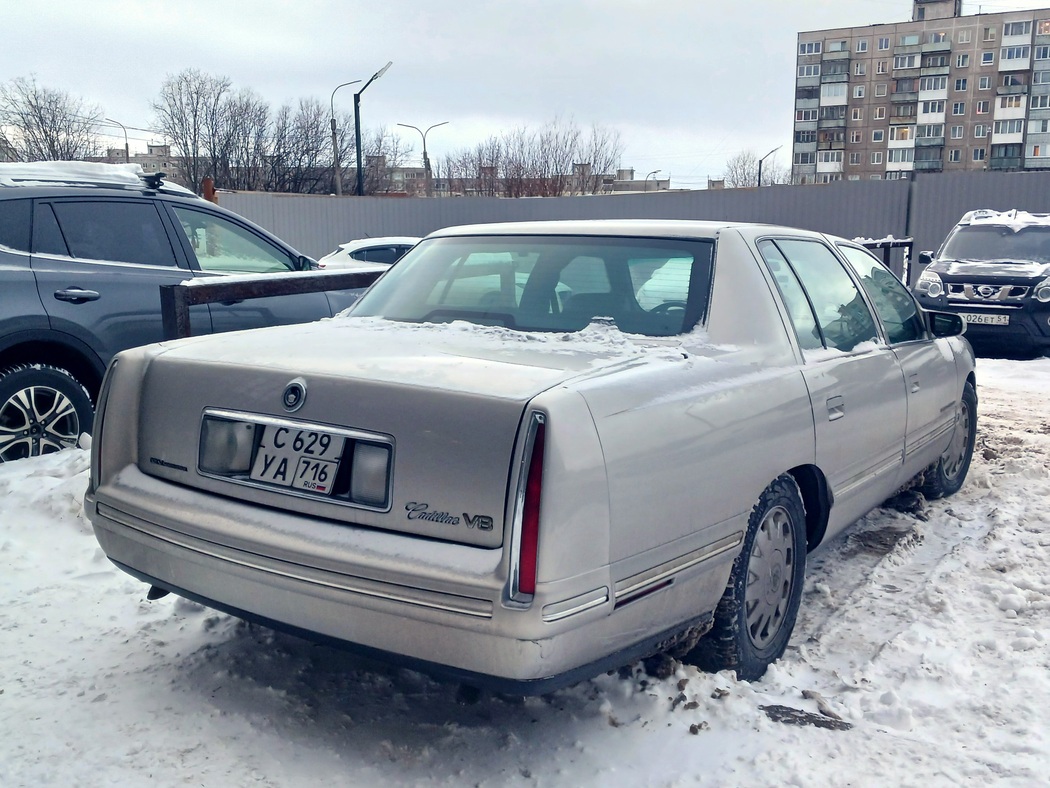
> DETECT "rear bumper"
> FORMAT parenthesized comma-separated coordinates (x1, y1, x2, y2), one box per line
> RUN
(86, 468, 731, 693)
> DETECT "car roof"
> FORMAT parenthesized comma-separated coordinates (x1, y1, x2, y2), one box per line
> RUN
(336, 236, 421, 251)
(0, 161, 200, 201)
(425, 218, 822, 240)
(956, 209, 1050, 227)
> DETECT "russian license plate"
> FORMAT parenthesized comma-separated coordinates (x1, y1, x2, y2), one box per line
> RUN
(959, 312, 1010, 326)
(250, 426, 346, 494)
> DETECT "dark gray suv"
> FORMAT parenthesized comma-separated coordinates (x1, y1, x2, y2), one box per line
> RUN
(0, 162, 355, 462)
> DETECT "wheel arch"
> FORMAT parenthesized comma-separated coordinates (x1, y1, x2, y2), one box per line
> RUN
(0, 335, 106, 403)
(786, 464, 831, 551)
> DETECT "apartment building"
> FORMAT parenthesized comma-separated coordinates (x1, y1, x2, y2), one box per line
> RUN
(792, 0, 1050, 183)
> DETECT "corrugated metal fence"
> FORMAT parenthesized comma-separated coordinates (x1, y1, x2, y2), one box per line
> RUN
(219, 171, 1050, 283)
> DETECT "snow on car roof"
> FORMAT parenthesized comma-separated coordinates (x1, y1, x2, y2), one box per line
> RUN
(959, 209, 1050, 231)
(0, 161, 197, 196)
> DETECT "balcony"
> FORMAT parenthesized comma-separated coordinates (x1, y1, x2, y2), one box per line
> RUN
(996, 84, 1030, 95)
(921, 41, 952, 53)
(822, 50, 850, 61)
(891, 91, 919, 102)
(820, 72, 850, 83)
(817, 117, 847, 129)
(894, 44, 923, 55)
(990, 156, 1023, 170)
(914, 160, 943, 171)
(916, 136, 945, 147)
(920, 66, 950, 77)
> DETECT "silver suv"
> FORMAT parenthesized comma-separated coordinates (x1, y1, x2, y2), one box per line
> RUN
(0, 162, 354, 462)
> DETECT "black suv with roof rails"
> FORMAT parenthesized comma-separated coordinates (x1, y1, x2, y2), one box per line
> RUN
(913, 209, 1050, 355)
(0, 161, 357, 462)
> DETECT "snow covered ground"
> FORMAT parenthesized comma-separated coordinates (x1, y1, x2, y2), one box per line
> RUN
(2, 357, 1048, 787)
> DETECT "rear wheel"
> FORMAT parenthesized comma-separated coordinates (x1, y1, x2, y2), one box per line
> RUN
(0, 365, 93, 462)
(687, 475, 807, 681)
(919, 380, 976, 500)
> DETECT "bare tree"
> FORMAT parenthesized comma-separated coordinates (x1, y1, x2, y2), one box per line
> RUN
(361, 126, 414, 195)
(151, 69, 231, 191)
(577, 124, 624, 194)
(220, 89, 270, 191)
(266, 99, 331, 194)
(0, 76, 102, 161)
(723, 149, 788, 189)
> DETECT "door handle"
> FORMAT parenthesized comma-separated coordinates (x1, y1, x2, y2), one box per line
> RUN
(54, 288, 101, 303)
(826, 395, 845, 421)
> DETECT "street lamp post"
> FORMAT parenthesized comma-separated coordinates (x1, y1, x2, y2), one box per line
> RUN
(757, 145, 782, 187)
(396, 121, 448, 197)
(104, 117, 129, 162)
(645, 169, 661, 191)
(329, 80, 361, 196)
(354, 61, 393, 196)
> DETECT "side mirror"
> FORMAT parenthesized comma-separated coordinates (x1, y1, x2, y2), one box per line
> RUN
(297, 254, 319, 271)
(928, 310, 965, 338)
(918, 251, 933, 267)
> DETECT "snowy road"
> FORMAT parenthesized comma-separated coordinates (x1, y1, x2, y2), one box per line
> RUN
(1, 358, 1048, 787)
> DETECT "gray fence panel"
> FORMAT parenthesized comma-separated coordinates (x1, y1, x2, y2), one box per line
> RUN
(220, 180, 912, 261)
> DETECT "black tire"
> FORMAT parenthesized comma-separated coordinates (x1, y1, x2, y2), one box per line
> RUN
(687, 475, 807, 681)
(0, 364, 94, 462)
(919, 380, 977, 500)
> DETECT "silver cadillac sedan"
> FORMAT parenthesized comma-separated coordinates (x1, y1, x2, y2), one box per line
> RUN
(86, 220, 977, 693)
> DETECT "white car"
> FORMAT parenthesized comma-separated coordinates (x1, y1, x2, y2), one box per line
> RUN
(317, 237, 420, 269)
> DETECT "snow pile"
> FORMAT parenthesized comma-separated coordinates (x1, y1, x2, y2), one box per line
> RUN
(0, 358, 1048, 785)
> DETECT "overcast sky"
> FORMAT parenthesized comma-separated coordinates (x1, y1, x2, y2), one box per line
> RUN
(7, 0, 1050, 188)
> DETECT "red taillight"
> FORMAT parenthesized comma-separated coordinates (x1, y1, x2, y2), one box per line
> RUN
(517, 422, 545, 596)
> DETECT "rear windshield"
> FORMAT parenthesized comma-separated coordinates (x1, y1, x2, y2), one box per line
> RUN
(349, 235, 715, 336)
(941, 224, 1050, 264)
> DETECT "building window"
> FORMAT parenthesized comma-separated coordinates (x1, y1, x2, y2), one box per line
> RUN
(1034, 145, 1043, 157)
(919, 76, 947, 91)
(852, 107, 863, 120)
(850, 130, 862, 143)
(1032, 94, 1050, 109)
(817, 151, 843, 164)
(981, 52, 995, 65)
(819, 105, 847, 120)
(854, 62, 867, 76)
(921, 100, 945, 114)
(827, 40, 848, 52)
(1001, 46, 1030, 61)
(1003, 74, 1026, 87)
(973, 148, 986, 161)
(983, 27, 996, 42)
(853, 85, 865, 98)
(889, 126, 913, 141)
(994, 119, 1025, 134)
(1003, 21, 1031, 37)
(874, 106, 886, 120)
(795, 130, 817, 143)
(976, 100, 990, 114)
(821, 83, 847, 99)
(796, 109, 818, 122)
(895, 77, 917, 93)
(888, 148, 915, 163)
(974, 124, 988, 137)
(949, 149, 961, 162)
(871, 151, 883, 164)
(959, 29, 973, 44)
(951, 125, 964, 139)
(878, 36, 890, 50)
(794, 152, 816, 165)
(925, 55, 949, 68)
(1036, 46, 1050, 60)
(917, 124, 944, 138)
(856, 39, 869, 53)
(952, 102, 965, 115)
(979, 75, 992, 90)
(894, 103, 916, 118)
(956, 54, 970, 68)
(1034, 70, 1050, 84)
(849, 152, 862, 165)
(875, 83, 888, 97)
(954, 79, 968, 93)
(1000, 95, 1023, 109)
(873, 129, 885, 142)
(798, 41, 822, 55)
(798, 64, 821, 78)
(877, 60, 888, 74)
(1033, 117, 1050, 133)
(870, 173, 883, 179)
(900, 34, 920, 46)
(894, 54, 919, 69)
(930, 32, 948, 44)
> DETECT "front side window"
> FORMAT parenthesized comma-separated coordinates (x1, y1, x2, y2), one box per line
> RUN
(837, 245, 924, 344)
(172, 206, 296, 274)
(760, 239, 879, 353)
(351, 236, 715, 337)
(46, 200, 177, 266)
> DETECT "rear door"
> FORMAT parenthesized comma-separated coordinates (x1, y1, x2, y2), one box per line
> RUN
(30, 197, 209, 365)
(759, 238, 908, 535)
(163, 203, 335, 332)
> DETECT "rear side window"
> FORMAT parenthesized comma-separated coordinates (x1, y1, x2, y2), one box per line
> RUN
(0, 198, 30, 252)
(47, 200, 178, 266)
(351, 246, 404, 264)
(761, 238, 879, 353)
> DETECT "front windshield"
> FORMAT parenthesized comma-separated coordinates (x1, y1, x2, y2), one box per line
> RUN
(941, 224, 1050, 264)
(350, 235, 715, 337)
